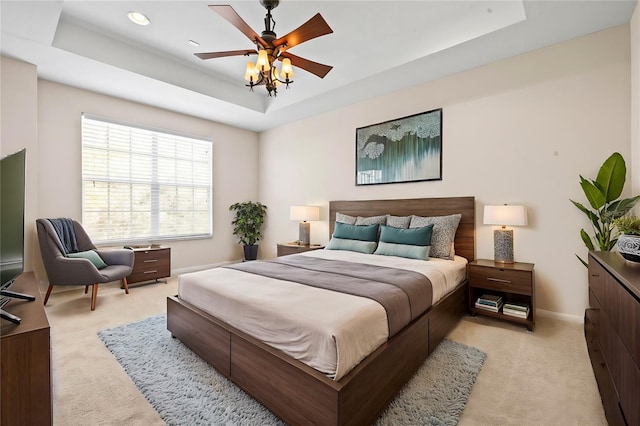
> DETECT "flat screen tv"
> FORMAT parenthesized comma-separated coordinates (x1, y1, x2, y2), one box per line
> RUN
(0, 149, 26, 290)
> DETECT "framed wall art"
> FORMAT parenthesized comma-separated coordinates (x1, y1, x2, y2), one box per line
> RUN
(355, 108, 442, 185)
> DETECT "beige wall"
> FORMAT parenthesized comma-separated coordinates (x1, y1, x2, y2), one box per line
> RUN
(258, 25, 632, 319)
(36, 81, 259, 277)
(2, 55, 260, 289)
(632, 5, 640, 198)
(1, 57, 39, 274)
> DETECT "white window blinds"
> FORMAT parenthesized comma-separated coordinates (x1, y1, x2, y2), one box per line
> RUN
(81, 114, 212, 244)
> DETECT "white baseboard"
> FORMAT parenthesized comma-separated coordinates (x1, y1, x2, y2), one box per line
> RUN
(536, 308, 584, 323)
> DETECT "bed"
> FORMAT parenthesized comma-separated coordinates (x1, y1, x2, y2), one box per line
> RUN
(167, 196, 475, 425)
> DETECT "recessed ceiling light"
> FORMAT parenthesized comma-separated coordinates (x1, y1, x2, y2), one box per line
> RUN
(127, 11, 150, 26)
(187, 40, 200, 47)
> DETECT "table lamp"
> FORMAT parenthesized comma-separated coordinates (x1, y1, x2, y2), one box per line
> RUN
(483, 205, 528, 263)
(290, 206, 320, 245)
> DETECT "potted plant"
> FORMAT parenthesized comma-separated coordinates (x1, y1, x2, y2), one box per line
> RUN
(229, 201, 267, 261)
(570, 152, 640, 266)
(614, 215, 640, 263)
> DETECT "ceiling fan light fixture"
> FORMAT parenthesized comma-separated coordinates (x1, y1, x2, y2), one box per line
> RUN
(244, 62, 259, 82)
(198, 2, 333, 96)
(127, 11, 150, 26)
(271, 68, 282, 87)
(256, 50, 271, 71)
(280, 58, 294, 79)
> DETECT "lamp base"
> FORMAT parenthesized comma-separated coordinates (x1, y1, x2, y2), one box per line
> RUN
(494, 229, 514, 263)
(298, 221, 310, 245)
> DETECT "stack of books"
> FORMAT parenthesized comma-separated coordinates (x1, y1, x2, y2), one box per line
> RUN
(474, 294, 503, 313)
(503, 302, 530, 319)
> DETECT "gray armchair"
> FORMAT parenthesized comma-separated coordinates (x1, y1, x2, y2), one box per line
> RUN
(36, 219, 134, 311)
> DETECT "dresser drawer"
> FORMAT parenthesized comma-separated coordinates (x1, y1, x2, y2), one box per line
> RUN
(469, 266, 532, 296)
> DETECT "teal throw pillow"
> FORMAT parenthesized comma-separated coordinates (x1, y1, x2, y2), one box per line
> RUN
(68, 250, 108, 270)
(325, 237, 377, 254)
(332, 222, 378, 242)
(374, 241, 431, 260)
(379, 224, 434, 246)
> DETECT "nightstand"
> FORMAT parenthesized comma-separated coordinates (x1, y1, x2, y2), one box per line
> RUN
(277, 242, 325, 257)
(468, 259, 535, 331)
(127, 247, 171, 287)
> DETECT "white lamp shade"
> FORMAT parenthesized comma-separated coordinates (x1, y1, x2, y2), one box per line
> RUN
(244, 62, 258, 81)
(290, 206, 320, 221)
(280, 58, 294, 78)
(256, 49, 270, 71)
(483, 205, 527, 226)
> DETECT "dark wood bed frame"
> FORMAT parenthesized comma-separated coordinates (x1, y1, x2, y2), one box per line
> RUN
(167, 196, 475, 425)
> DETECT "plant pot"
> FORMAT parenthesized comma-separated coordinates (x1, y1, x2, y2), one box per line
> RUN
(617, 234, 640, 263)
(243, 244, 259, 261)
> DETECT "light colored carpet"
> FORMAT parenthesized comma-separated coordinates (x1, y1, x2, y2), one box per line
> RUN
(98, 314, 486, 426)
(45, 277, 607, 425)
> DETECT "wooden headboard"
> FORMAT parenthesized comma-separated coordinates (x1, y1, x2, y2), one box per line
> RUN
(329, 196, 476, 262)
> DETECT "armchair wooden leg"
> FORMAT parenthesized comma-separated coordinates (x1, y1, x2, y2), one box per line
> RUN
(90, 284, 99, 311)
(122, 277, 129, 294)
(43, 284, 54, 306)
(84, 285, 89, 294)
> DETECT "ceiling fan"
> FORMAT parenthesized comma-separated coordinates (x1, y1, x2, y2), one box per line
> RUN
(195, 0, 333, 96)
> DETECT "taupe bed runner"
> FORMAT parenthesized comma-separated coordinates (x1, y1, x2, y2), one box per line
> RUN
(224, 256, 433, 336)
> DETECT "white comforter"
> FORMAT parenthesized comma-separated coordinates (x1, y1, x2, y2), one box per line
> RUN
(178, 249, 467, 380)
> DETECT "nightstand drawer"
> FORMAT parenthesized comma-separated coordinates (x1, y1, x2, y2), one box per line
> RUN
(469, 266, 532, 295)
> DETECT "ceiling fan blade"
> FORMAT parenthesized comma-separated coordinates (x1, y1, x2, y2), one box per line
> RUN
(195, 49, 257, 60)
(279, 52, 333, 79)
(209, 5, 267, 48)
(273, 13, 333, 49)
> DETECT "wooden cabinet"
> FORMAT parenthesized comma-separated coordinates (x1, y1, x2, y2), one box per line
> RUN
(586, 251, 640, 426)
(276, 243, 324, 257)
(128, 247, 171, 285)
(1, 272, 52, 425)
(468, 259, 535, 331)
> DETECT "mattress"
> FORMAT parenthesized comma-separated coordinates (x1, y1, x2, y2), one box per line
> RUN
(178, 249, 467, 380)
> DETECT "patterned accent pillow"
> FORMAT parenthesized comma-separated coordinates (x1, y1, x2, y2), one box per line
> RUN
(335, 212, 356, 225)
(355, 215, 387, 226)
(386, 215, 411, 229)
(409, 214, 462, 260)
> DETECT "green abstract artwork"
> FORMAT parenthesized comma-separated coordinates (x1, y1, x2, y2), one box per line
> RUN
(356, 109, 442, 185)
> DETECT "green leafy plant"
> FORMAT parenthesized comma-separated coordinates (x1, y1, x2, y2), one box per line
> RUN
(229, 201, 268, 246)
(614, 215, 640, 236)
(571, 152, 640, 266)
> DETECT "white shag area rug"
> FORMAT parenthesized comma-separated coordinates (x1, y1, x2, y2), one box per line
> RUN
(99, 314, 485, 426)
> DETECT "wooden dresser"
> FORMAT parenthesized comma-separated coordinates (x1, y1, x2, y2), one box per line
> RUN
(1, 272, 52, 425)
(585, 251, 640, 426)
(128, 247, 171, 286)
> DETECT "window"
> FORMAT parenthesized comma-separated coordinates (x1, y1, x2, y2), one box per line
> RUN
(81, 114, 212, 244)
